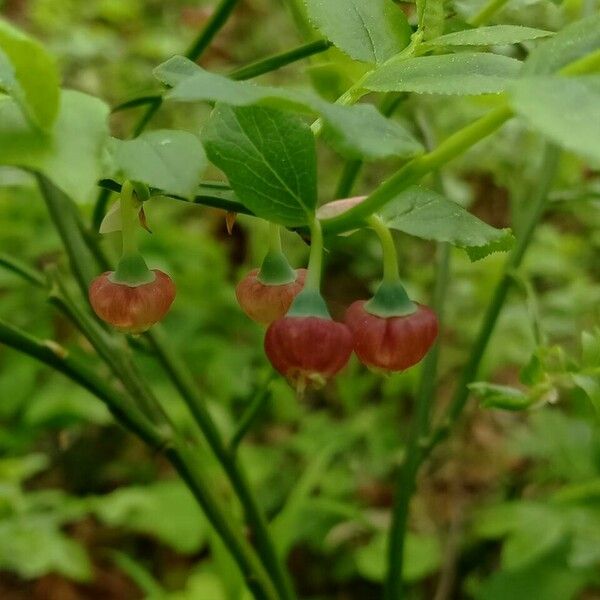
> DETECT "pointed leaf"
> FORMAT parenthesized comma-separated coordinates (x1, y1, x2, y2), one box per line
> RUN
(364, 53, 523, 95)
(109, 130, 207, 199)
(0, 18, 60, 129)
(201, 105, 317, 227)
(379, 186, 514, 259)
(425, 25, 553, 47)
(303, 0, 411, 64)
(155, 57, 423, 160)
(509, 76, 600, 162)
(523, 14, 600, 75)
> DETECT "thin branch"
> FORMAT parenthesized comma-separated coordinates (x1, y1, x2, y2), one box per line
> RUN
(229, 39, 331, 80)
(0, 319, 164, 449)
(424, 144, 561, 455)
(230, 377, 274, 452)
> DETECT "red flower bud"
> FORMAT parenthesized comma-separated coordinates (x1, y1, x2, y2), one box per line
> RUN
(236, 268, 307, 325)
(345, 301, 438, 372)
(265, 316, 353, 390)
(89, 270, 176, 334)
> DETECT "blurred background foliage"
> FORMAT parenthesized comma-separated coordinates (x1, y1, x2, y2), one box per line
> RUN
(0, 0, 599, 598)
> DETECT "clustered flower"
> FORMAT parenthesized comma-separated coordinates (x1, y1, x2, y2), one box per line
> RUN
(89, 186, 438, 389)
(239, 273, 438, 390)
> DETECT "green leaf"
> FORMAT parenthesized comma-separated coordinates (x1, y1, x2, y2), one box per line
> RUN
(0, 91, 109, 200)
(0, 516, 91, 582)
(364, 53, 523, 95)
(469, 382, 532, 411)
(355, 532, 442, 583)
(523, 14, 600, 75)
(91, 481, 207, 554)
(109, 130, 207, 199)
(379, 186, 514, 260)
(201, 104, 317, 227)
(581, 329, 600, 368)
(270, 443, 339, 557)
(477, 543, 591, 600)
(418, 0, 445, 41)
(509, 76, 600, 162)
(0, 18, 60, 129)
(303, 0, 411, 64)
(425, 26, 553, 47)
(572, 374, 600, 419)
(155, 57, 423, 160)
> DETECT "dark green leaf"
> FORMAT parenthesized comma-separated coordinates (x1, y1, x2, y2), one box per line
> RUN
(0, 18, 60, 129)
(425, 25, 553, 47)
(303, 0, 411, 63)
(201, 105, 317, 226)
(509, 76, 600, 162)
(155, 57, 423, 160)
(0, 91, 109, 200)
(379, 186, 514, 260)
(523, 14, 600, 75)
(364, 53, 523, 95)
(109, 130, 207, 199)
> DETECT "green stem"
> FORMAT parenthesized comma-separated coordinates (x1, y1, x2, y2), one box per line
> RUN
(184, 0, 241, 61)
(37, 175, 97, 297)
(0, 253, 46, 287)
(230, 376, 274, 452)
(322, 104, 514, 235)
(424, 144, 560, 454)
(367, 216, 400, 283)
(335, 94, 406, 199)
(306, 218, 324, 291)
(468, 0, 511, 27)
(0, 319, 165, 450)
(119, 181, 137, 257)
(0, 319, 278, 600)
(269, 222, 283, 253)
(384, 244, 450, 600)
(146, 329, 296, 600)
(166, 443, 279, 600)
(229, 39, 332, 80)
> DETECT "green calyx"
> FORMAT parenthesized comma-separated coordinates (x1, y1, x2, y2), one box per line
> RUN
(287, 288, 330, 319)
(257, 250, 297, 286)
(364, 281, 417, 318)
(110, 253, 156, 287)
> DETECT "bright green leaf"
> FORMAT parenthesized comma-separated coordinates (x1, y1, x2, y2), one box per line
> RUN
(0, 91, 109, 201)
(155, 57, 423, 160)
(418, 0, 445, 41)
(469, 382, 533, 411)
(0, 516, 91, 582)
(109, 130, 206, 199)
(581, 329, 600, 368)
(379, 186, 514, 260)
(364, 53, 523, 95)
(0, 18, 60, 129)
(509, 76, 600, 162)
(572, 374, 600, 419)
(523, 14, 600, 75)
(303, 0, 411, 63)
(91, 481, 207, 554)
(425, 25, 553, 47)
(201, 104, 317, 227)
